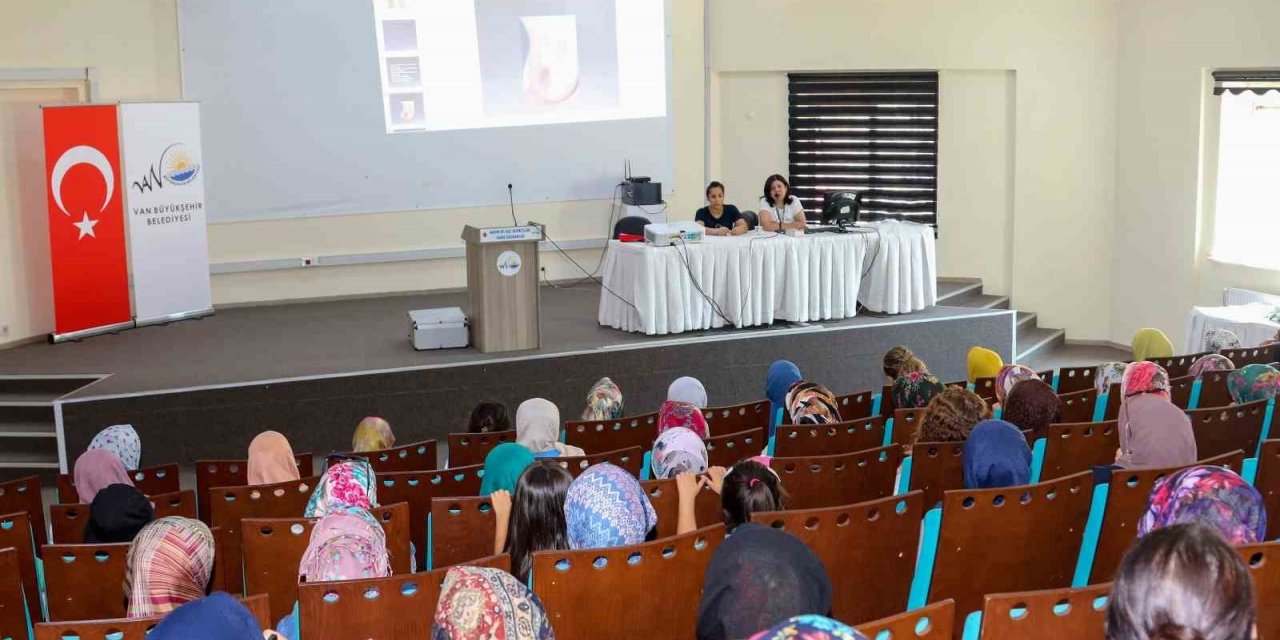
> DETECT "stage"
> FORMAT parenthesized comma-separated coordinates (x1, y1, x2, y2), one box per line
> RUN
(0, 282, 1014, 470)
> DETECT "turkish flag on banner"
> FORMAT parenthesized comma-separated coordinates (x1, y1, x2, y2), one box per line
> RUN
(42, 105, 131, 335)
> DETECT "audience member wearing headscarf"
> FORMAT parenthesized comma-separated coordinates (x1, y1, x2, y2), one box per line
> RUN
(305, 459, 378, 519)
(1204, 328, 1242, 353)
(88, 424, 141, 470)
(351, 416, 394, 453)
(299, 511, 391, 583)
(1000, 380, 1061, 442)
(85, 483, 154, 544)
(651, 427, 709, 480)
(1116, 363, 1195, 471)
(246, 431, 301, 486)
(966, 346, 1003, 384)
(916, 387, 989, 445)
(785, 381, 840, 426)
(891, 372, 945, 410)
(1093, 361, 1127, 397)
(696, 522, 833, 640)
(581, 377, 624, 421)
(1132, 328, 1174, 361)
(658, 399, 710, 439)
(995, 365, 1040, 406)
(1137, 465, 1266, 545)
(748, 616, 869, 640)
(962, 421, 1032, 490)
(148, 592, 266, 640)
(432, 566, 555, 640)
(1227, 363, 1280, 404)
(668, 376, 709, 409)
(125, 516, 215, 618)
(480, 443, 536, 496)
(766, 360, 803, 433)
(1188, 353, 1235, 379)
(516, 398, 585, 458)
(564, 463, 657, 550)
(73, 448, 133, 505)
(1121, 361, 1170, 400)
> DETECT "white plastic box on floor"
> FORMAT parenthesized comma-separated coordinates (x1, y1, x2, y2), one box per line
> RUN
(409, 307, 469, 350)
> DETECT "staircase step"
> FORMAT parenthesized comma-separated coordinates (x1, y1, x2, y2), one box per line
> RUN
(0, 422, 57, 438)
(0, 449, 59, 469)
(937, 279, 983, 304)
(941, 289, 1009, 310)
(1016, 311, 1037, 330)
(0, 376, 102, 402)
(1017, 326, 1066, 362)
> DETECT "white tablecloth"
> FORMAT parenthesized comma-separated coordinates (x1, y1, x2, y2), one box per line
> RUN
(1185, 303, 1280, 352)
(598, 221, 937, 335)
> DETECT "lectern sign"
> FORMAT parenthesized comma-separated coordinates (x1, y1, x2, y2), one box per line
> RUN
(479, 225, 542, 243)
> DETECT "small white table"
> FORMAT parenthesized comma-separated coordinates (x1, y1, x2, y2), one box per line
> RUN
(1185, 303, 1280, 352)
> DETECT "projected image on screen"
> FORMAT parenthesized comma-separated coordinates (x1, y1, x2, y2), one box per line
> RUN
(372, 0, 665, 133)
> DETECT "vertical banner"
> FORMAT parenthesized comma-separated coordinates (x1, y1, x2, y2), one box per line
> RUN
(42, 105, 132, 337)
(120, 102, 213, 324)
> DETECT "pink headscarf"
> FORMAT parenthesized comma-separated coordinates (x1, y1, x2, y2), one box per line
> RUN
(298, 511, 391, 583)
(73, 449, 133, 504)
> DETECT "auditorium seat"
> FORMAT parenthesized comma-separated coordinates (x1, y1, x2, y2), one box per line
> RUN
(52, 489, 198, 544)
(1149, 352, 1206, 379)
(378, 465, 485, 570)
(298, 554, 510, 640)
(1222, 345, 1279, 367)
(927, 472, 1093, 622)
(209, 476, 320, 596)
(754, 491, 925, 624)
(770, 444, 901, 510)
(702, 400, 771, 434)
(42, 541, 132, 621)
(1037, 370, 1055, 390)
(563, 412, 659, 454)
(972, 376, 998, 402)
(429, 495, 496, 570)
(704, 428, 764, 468)
(0, 511, 39, 623)
(1036, 420, 1118, 482)
(642, 477, 722, 539)
(974, 583, 1109, 640)
(854, 599, 954, 640)
(1101, 383, 1121, 420)
(33, 593, 271, 640)
(1057, 388, 1098, 424)
(1055, 366, 1097, 395)
(445, 430, 515, 468)
(1169, 374, 1195, 409)
(1086, 450, 1244, 584)
(1195, 369, 1235, 409)
(773, 416, 887, 458)
(195, 453, 314, 523)
(1255, 440, 1280, 539)
(56, 463, 180, 505)
(0, 476, 47, 547)
(553, 446, 644, 478)
(351, 439, 438, 474)
(1236, 540, 1280, 640)
(879, 384, 895, 418)
(532, 525, 724, 640)
(612, 215, 650, 239)
(832, 390, 875, 421)
(908, 441, 965, 508)
(1186, 399, 1267, 459)
(0, 548, 26, 638)
(892, 407, 925, 445)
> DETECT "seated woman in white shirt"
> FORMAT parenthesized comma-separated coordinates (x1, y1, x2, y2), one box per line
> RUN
(757, 174, 808, 232)
(694, 181, 748, 236)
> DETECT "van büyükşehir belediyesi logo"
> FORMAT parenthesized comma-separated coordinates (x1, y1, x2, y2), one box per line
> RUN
(131, 143, 200, 193)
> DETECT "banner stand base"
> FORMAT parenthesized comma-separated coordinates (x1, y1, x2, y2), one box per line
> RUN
(49, 320, 136, 344)
(135, 307, 215, 328)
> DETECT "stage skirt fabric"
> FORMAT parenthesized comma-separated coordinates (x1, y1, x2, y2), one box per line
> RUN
(598, 221, 938, 335)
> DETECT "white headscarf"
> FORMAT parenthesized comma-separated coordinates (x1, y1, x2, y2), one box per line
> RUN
(667, 377, 708, 409)
(515, 398, 584, 457)
(88, 424, 141, 470)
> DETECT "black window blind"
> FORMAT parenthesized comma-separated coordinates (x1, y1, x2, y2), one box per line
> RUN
(787, 71, 939, 226)
(1212, 69, 1280, 96)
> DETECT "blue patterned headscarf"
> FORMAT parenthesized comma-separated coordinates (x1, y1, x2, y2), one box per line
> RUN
(564, 463, 657, 550)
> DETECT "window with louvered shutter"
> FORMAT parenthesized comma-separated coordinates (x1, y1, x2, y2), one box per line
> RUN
(787, 71, 939, 227)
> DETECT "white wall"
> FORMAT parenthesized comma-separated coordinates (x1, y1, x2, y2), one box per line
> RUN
(1111, 0, 1280, 348)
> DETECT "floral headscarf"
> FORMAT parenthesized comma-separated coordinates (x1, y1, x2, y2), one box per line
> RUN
(1132, 328, 1174, 361)
(125, 517, 214, 618)
(659, 401, 710, 439)
(651, 427, 708, 480)
(564, 463, 657, 550)
(581, 377, 624, 421)
(748, 616, 868, 640)
(1204, 328, 1243, 353)
(298, 511, 390, 583)
(785, 381, 841, 425)
(1137, 466, 1266, 545)
(432, 566, 554, 640)
(891, 372, 945, 410)
(1121, 361, 1170, 399)
(1189, 354, 1235, 379)
(995, 365, 1040, 405)
(305, 460, 378, 518)
(1094, 362, 1128, 396)
(88, 424, 141, 470)
(1227, 364, 1280, 404)
(352, 417, 394, 453)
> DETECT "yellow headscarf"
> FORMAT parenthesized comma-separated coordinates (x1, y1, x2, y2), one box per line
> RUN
(967, 346, 1004, 383)
(1132, 328, 1174, 361)
(352, 416, 395, 453)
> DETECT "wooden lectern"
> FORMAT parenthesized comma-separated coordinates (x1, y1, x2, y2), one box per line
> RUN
(461, 225, 543, 353)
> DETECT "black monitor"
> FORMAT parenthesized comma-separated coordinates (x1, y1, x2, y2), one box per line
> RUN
(821, 191, 862, 227)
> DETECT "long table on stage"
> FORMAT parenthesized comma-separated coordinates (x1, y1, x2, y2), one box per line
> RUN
(598, 220, 938, 335)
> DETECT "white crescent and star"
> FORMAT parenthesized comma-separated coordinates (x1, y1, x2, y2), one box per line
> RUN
(50, 145, 114, 241)
(73, 212, 98, 239)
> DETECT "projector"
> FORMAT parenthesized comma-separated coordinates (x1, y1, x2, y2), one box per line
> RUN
(623, 178, 662, 206)
(644, 221, 703, 247)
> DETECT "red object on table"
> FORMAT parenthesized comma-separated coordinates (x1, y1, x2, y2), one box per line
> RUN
(618, 233, 645, 243)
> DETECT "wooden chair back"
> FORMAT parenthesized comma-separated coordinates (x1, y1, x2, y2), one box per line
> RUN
(377, 465, 485, 570)
(753, 491, 925, 624)
(563, 412, 659, 454)
(705, 428, 765, 468)
(0, 476, 46, 547)
(978, 583, 1111, 640)
(531, 525, 725, 640)
(1089, 450, 1245, 583)
(0, 547, 26, 639)
(445, 430, 515, 468)
(892, 408, 925, 445)
(1039, 421, 1119, 482)
(773, 417, 887, 458)
(973, 376, 998, 402)
(552, 446, 644, 478)
(209, 476, 319, 596)
(1056, 366, 1097, 395)
(242, 502, 411, 622)
(56, 463, 181, 505)
(1057, 388, 1098, 424)
(194, 453, 314, 523)
(0, 511, 40, 622)
(643, 478, 722, 539)
(880, 383, 895, 417)
(1255, 440, 1280, 540)
(298, 554, 509, 640)
(42, 542, 132, 621)
(52, 489, 197, 544)
(702, 400, 772, 434)
(1222, 345, 1278, 367)
(769, 444, 901, 510)
(429, 496, 497, 570)
(1197, 369, 1235, 409)
(1187, 399, 1268, 460)
(1038, 370, 1055, 387)
(1150, 352, 1208, 379)
(1236, 541, 1280, 640)
(33, 594, 271, 640)
(354, 439, 438, 474)
(908, 440, 965, 508)
(930, 472, 1093, 620)
(854, 599, 955, 639)
(1169, 374, 1195, 408)
(833, 390, 875, 421)
(1102, 383, 1122, 421)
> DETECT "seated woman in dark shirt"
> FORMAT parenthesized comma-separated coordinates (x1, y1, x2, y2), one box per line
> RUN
(694, 181, 748, 236)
